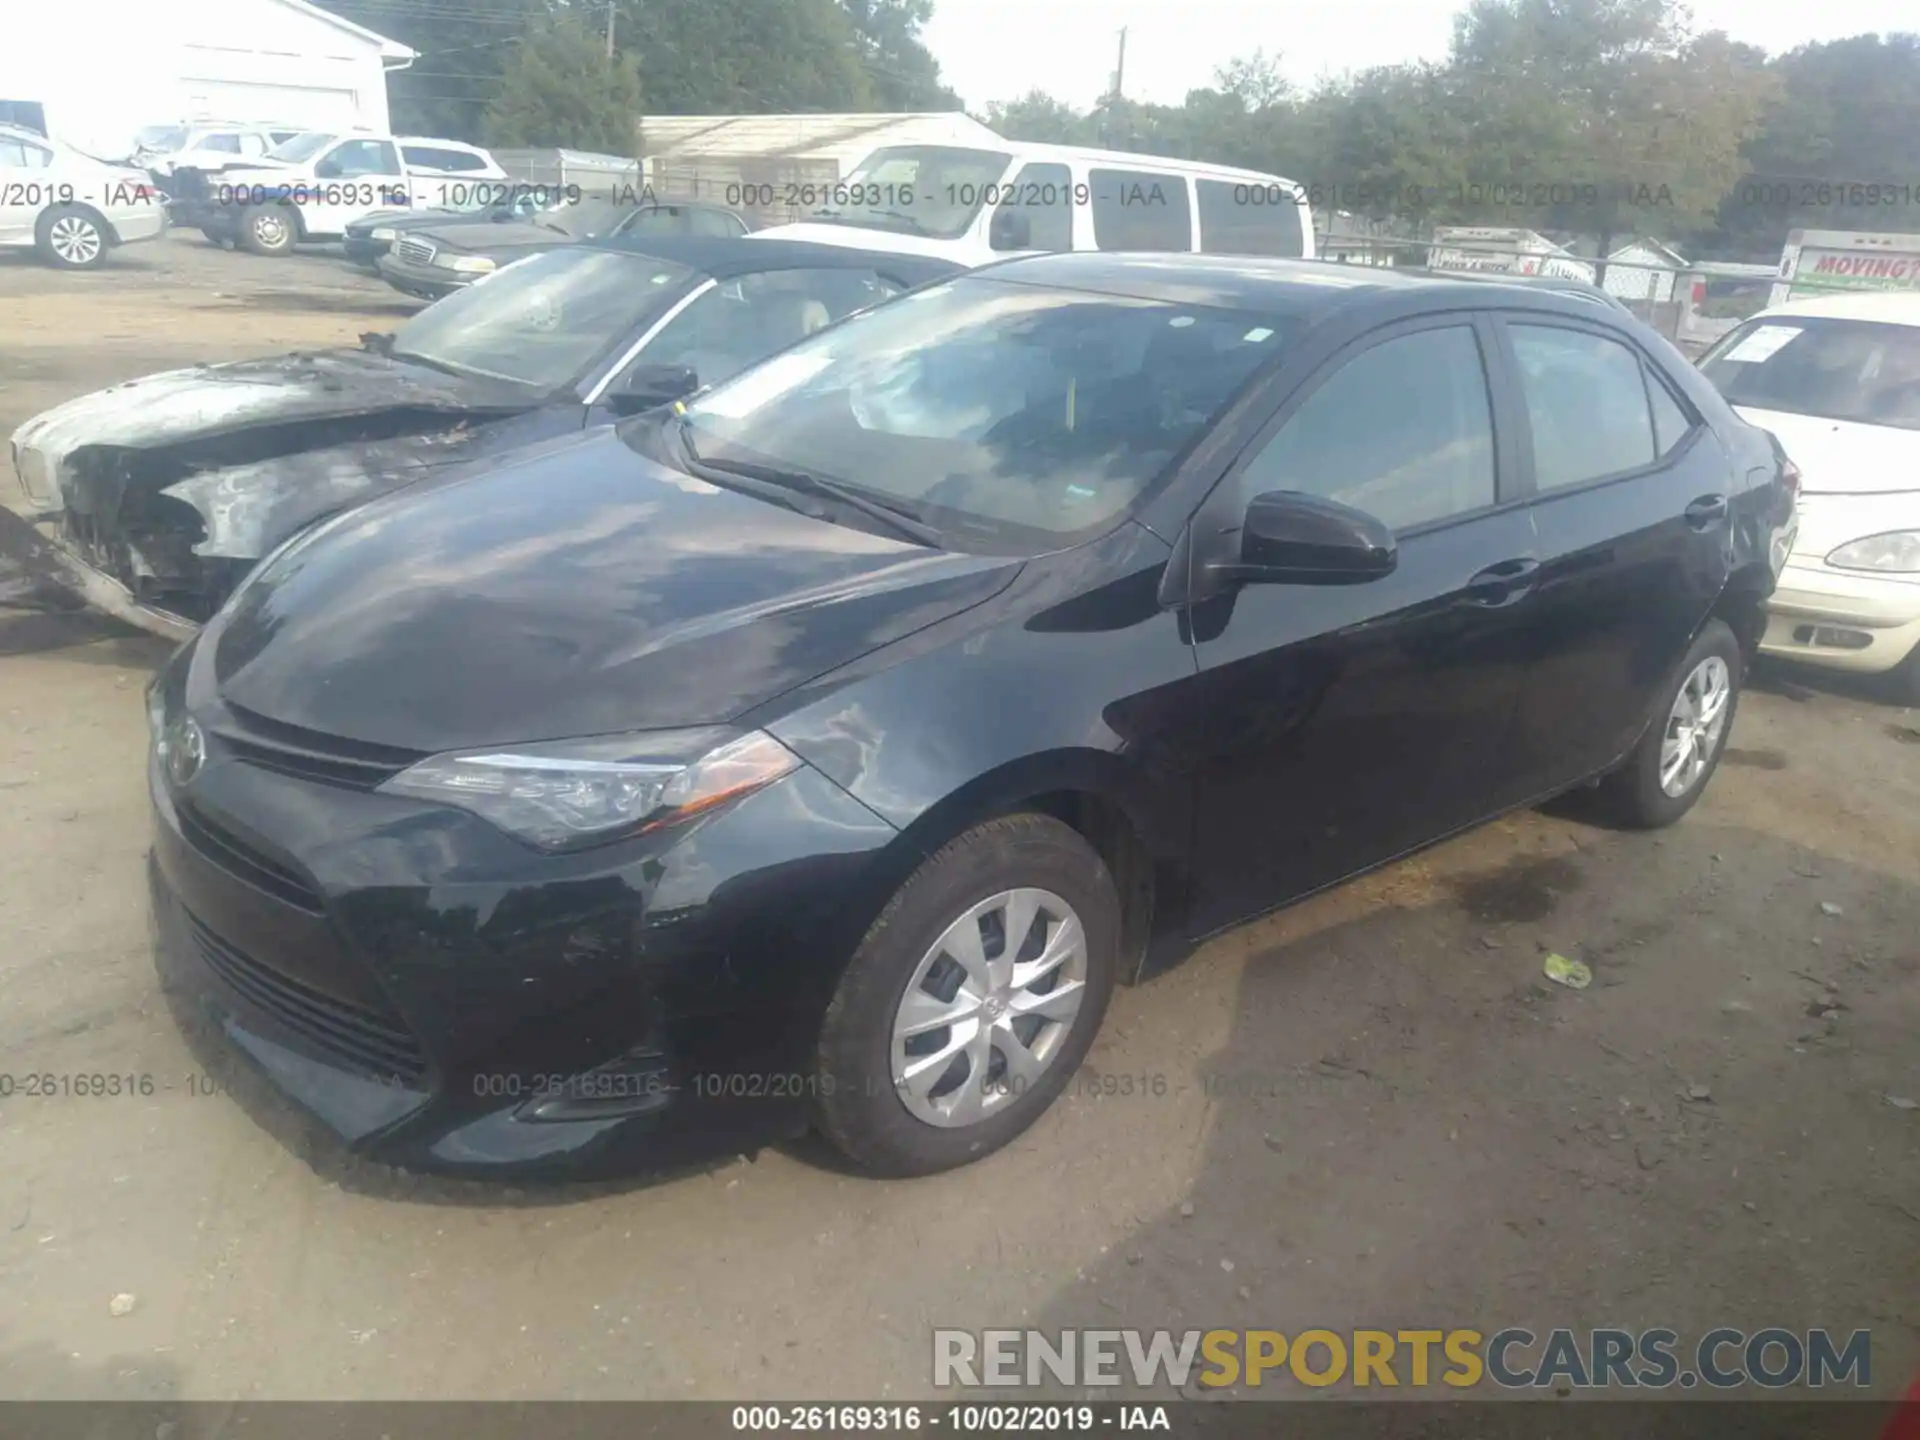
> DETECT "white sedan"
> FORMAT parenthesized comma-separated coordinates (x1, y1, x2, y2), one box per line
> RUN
(0, 123, 168, 269)
(1699, 292, 1920, 702)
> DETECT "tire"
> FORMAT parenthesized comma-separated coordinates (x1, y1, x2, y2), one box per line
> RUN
(36, 205, 109, 269)
(238, 205, 296, 256)
(1596, 618, 1743, 828)
(813, 813, 1120, 1176)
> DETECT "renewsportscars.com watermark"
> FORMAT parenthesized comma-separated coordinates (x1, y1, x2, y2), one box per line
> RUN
(933, 1328, 1872, 1391)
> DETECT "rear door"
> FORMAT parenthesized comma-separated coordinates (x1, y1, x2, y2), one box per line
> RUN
(1087, 165, 1195, 252)
(1494, 314, 1732, 793)
(1181, 314, 1545, 934)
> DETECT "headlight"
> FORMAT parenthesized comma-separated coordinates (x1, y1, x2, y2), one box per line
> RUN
(370, 226, 397, 240)
(376, 728, 800, 852)
(448, 255, 496, 275)
(1826, 531, 1920, 573)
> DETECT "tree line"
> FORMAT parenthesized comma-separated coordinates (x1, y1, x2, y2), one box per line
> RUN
(319, 0, 1918, 261)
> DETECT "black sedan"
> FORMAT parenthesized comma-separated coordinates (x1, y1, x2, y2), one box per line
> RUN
(342, 191, 547, 269)
(377, 199, 750, 301)
(1, 235, 957, 637)
(145, 254, 1797, 1180)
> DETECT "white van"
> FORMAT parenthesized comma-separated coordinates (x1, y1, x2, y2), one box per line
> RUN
(753, 141, 1313, 266)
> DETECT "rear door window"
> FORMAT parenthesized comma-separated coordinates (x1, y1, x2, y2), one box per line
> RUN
(1196, 178, 1304, 258)
(1509, 325, 1658, 489)
(1089, 168, 1192, 252)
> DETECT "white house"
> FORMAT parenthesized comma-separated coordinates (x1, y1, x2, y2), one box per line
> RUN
(1600, 236, 1689, 303)
(0, 0, 414, 157)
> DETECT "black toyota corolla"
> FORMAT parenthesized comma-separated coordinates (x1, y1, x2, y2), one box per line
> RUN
(146, 255, 1796, 1180)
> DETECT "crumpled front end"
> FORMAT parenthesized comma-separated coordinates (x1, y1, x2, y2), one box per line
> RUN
(5, 354, 529, 638)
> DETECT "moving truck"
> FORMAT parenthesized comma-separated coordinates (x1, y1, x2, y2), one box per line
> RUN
(1770, 229, 1920, 306)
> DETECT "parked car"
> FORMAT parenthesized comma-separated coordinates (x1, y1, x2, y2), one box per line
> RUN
(135, 123, 304, 187)
(1, 235, 959, 637)
(1699, 292, 1920, 700)
(377, 199, 751, 300)
(141, 254, 1796, 1180)
(754, 140, 1313, 266)
(171, 131, 509, 254)
(0, 121, 166, 268)
(342, 188, 551, 270)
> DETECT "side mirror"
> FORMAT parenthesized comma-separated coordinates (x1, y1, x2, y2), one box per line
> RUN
(988, 207, 1031, 252)
(1237, 491, 1397, 584)
(608, 362, 699, 416)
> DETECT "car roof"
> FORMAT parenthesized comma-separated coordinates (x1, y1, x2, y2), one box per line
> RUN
(1752, 291, 1920, 327)
(969, 252, 1627, 322)
(587, 232, 962, 283)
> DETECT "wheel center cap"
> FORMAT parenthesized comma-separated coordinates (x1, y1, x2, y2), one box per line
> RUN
(983, 993, 1009, 1021)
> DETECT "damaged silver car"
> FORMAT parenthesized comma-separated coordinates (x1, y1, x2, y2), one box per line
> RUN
(1, 234, 958, 638)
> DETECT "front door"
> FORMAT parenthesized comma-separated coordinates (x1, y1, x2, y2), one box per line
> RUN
(307, 137, 407, 235)
(1181, 316, 1545, 936)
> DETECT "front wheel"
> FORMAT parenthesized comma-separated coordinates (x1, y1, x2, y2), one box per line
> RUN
(37, 206, 109, 269)
(238, 205, 296, 256)
(813, 814, 1120, 1176)
(1596, 618, 1742, 828)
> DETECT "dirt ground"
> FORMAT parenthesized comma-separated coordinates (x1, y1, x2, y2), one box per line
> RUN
(0, 234, 1916, 1405)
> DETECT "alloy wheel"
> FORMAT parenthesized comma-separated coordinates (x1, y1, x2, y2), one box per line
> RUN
(890, 887, 1088, 1128)
(253, 213, 290, 248)
(1659, 655, 1731, 797)
(50, 215, 102, 266)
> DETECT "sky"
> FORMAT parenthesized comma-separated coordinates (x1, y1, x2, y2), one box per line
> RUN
(921, 0, 1919, 112)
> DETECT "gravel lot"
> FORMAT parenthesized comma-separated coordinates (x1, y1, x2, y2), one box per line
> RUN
(2, 234, 1917, 1404)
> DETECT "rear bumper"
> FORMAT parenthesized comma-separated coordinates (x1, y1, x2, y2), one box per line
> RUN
(1761, 564, 1920, 675)
(109, 206, 169, 246)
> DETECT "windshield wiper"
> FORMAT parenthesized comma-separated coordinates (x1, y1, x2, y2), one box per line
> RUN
(813, 206, 930, 237)
(676, 422, 940, 547)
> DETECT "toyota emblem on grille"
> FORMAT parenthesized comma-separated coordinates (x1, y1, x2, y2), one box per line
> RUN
(166, 715, 206, 786)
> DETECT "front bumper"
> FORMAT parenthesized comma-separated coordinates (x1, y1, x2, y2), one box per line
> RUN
(343, 236, 390, 268)
(1760, 562, 1920, 675)
(145, 645, 903, 1178)
(0, 504, 196, 639)
(375, 252, 468, 302)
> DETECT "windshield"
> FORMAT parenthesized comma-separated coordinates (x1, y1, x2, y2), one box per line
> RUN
(1702, 316, 1920, 431)
(679, 277, 1290, 551)
(390, 247, 695, 391)
(814, 145, 1013, 241)
(267, 131, 336, 164)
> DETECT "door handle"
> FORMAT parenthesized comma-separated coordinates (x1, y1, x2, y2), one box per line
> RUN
(1463, 557, 1541, 608)
(1685, 494, 1730, 529)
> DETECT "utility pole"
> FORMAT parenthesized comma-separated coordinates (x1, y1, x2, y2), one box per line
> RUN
(1100, 27, 1126, 148)
(606, 0, 616, 57)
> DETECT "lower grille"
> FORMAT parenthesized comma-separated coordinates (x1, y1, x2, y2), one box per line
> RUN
(184, 909, 428, 1085)
(175, 798, 325, 913)
(395, 236, 436, 265)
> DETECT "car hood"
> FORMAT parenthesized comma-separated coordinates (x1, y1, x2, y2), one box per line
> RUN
(413, 219, 577, 254)
(1731, 405, 1920, 496)
(207, 425, 1022, 751)
(12, 347, 533, 511)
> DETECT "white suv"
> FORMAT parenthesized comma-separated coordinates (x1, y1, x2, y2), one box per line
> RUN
(0, 123, 167, 269)
(138, 123, 305, 179)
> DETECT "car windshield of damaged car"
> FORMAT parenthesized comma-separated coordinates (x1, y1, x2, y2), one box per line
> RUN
(388, 248, 696, 391)
(676, 277, 1288, 552)
(265, 131, 336, 164)
(813, 145, 1013, 239)
(1701, 316, 1920, 430)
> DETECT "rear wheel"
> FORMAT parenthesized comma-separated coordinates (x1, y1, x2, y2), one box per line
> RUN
(813, 814, 1119, 1176)
(1596, 618, 1742, 828)
(238, 205, 296, 256)
(37, 206, 109, 269)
